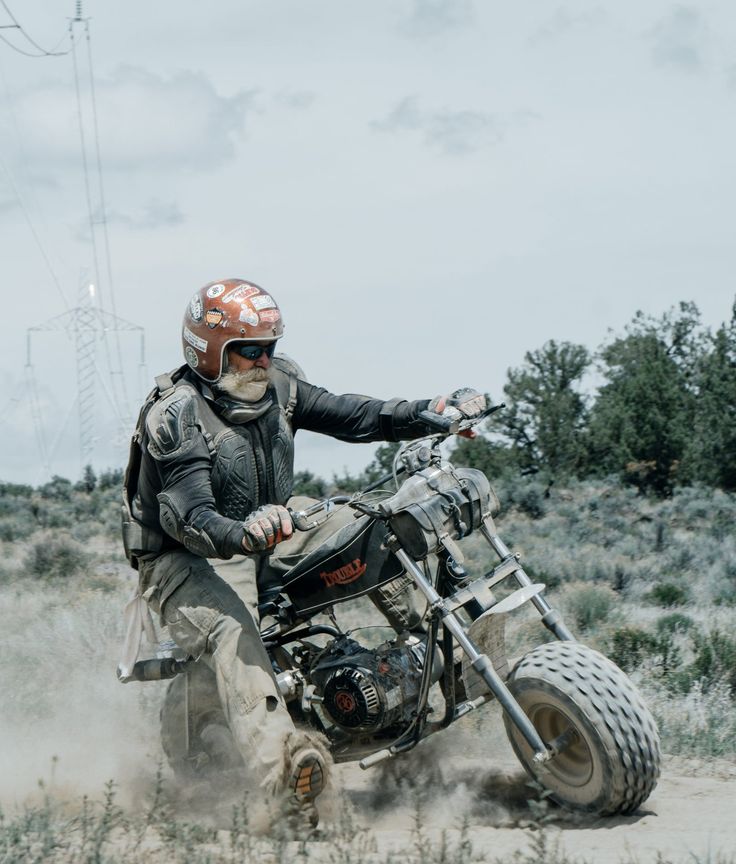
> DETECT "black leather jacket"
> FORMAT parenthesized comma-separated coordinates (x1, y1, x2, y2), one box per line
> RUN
(128, 356, 431, 561)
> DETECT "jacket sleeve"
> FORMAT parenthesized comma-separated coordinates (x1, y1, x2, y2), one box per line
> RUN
(291, 380, 432, 442)
(146, 387, 245, 559)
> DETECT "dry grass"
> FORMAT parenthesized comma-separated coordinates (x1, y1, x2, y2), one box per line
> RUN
(1, 478, 736, 861)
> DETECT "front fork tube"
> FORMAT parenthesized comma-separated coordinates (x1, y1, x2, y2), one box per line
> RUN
(479, 524, 575, 643)
(393, 547, 549, 763)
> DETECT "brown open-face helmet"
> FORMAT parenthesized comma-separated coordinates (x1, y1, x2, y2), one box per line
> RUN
(182, 278, 284, 382)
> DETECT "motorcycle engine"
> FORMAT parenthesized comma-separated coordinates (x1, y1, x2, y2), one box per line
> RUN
(309, 635, 439, 734)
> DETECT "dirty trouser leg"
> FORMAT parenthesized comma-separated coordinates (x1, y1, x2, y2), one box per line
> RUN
(259, 496, 425, 632)
(140, 549, 298, 793)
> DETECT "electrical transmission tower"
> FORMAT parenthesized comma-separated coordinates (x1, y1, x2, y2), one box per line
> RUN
(6, 2, 148, 480)
(26, 281, 145, 474)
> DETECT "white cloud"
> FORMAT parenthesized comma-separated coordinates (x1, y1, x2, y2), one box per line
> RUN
(647, 5, 708, 71)
(273, 89, 316, 110)
(14, 66, 256, 171)
(73, 199, 185, 237)
(398, 0, 475, 38)
(373, 97, 536, 155)
(529, 6, 607, 45)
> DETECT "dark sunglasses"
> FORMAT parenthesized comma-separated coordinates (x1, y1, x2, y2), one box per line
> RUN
(232, 342, 277, 361)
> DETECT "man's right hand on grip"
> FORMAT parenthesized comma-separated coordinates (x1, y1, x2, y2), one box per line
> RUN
(241, 504, 294, 552)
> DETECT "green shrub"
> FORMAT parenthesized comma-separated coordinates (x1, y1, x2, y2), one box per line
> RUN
(38, 476, 73, 501)
(679, 630, 736, 695)
(0, 481, 33, 498)
(44, 508, 76, 529)
(516, 486, 546, 519)
(609, 625, 683, 676)
(715, 587, 736, 607)
(646, 581, 689, 607)
(97, 468, 123, 490)
(608, 627, 660, 672)
(0, 514, 35, 542)
(24, 536, 91, 579)
(656, 612, 695, 635)
(529, 568, 562, 590)
(292, 470, 328, 498)
(647, 678, 736, 759)
(562, 582, 615, 632)
(611, 564, 631, 593)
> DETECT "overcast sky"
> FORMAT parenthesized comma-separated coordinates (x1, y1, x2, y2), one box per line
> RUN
(1, 0, 735, 485)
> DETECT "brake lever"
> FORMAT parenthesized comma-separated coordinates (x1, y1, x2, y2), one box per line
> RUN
(289, 496, 350, 531)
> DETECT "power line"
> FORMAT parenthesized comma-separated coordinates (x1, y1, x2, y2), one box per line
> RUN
(84, 20, 133, 420)
(0, 150, 71, 311)
(4, 1, 143, 478)
(24, 350, 51, 476)
(0, 30, 49, 58)
(0, 379, 25, 431)
(69, 23, 102, 299)
(0, 51, 74, 305)
(0, 1, 71, 56)
(69, 20, 118, 419)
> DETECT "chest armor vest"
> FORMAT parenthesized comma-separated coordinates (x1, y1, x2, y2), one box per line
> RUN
(196, 394, 295, 520)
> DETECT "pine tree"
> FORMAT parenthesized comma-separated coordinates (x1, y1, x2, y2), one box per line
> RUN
(588, 305, 701, 496)
(498, 340, 590, 478)
(685, 303, 736, 490)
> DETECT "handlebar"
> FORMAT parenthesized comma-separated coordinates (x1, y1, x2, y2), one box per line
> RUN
(288, 496, 350, 531)
(419, 403, 504, 437)
(289, 402, 505, 530)
(418, 409, 459, 434)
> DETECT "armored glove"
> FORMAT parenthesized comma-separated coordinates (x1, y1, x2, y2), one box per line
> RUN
(241, 504, 294, 553)
(429, 387, 486, 418)
(428, 388, 486, 437)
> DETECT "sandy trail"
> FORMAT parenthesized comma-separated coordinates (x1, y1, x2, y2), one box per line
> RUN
(318, 742, 736, 862)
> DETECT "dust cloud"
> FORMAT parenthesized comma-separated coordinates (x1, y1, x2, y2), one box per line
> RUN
(0, 580, 163, 808)
(0, 577, 540, 831)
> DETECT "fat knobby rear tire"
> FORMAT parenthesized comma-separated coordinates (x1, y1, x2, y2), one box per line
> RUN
(503, 641, 661, 816)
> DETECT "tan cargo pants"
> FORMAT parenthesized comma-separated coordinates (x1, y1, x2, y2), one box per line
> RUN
(138, 498, 423, 792)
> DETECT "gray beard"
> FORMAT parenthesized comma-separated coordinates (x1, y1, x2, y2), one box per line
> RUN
(218, 367, 271, 402)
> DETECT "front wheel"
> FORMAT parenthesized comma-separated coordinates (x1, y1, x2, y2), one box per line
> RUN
(503, 641, 660, 815)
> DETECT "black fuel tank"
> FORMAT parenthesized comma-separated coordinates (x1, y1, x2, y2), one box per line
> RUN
(281, 515, 404, 616)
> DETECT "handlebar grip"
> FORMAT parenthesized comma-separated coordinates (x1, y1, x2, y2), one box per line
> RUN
(418, 409, 458, 434)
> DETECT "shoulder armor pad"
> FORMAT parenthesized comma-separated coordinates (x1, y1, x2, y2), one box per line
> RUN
(145, 384, 203, 461)
(272, 353, 307, 382)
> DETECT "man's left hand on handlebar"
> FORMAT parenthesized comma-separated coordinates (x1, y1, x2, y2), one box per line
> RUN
(429, 388, 487, 438)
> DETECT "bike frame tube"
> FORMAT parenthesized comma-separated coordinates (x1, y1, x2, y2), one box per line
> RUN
(480, 524, 575, 643)
(393, 547, 549, 761)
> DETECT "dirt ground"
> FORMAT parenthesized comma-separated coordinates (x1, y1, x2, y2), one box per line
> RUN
(314, 721, 736, 863)
(2, 685, 735, 862)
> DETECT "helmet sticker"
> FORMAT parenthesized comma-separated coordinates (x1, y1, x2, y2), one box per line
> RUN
(184, 346, 199, 367)
(239, 308, 260, 326)
(251, 294, 276, 311)
(259, 308, 281, 323)
(222, 284, 259, 304)
(206, 283, 225, 299)
(183, 326, 208, 352)
(205, 308, 224, 328)
(189, 294, 204, 322)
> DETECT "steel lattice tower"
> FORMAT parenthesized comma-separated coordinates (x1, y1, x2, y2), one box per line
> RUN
(75, 280, 98, 463)
(26, 282, 145, 471)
